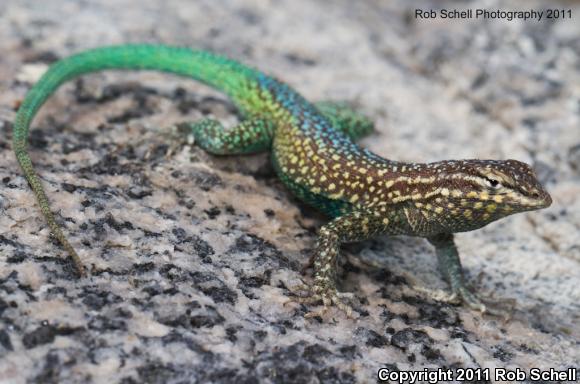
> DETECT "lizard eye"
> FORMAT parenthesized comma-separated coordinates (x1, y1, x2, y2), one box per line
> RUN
(485, 178, 502, 189)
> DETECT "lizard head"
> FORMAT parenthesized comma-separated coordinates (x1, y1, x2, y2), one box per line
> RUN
(472, 159, 551, 209)
(418, 159, 552, 232)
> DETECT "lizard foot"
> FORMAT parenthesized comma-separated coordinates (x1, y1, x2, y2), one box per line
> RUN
(140, 122, 197, 160)
(288, 282, 357, 318)
(153, 123, 194, 159)
(415, 285, 515, 319)
(452, 285, 516, 319)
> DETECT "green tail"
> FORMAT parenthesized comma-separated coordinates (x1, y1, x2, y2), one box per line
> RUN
(12, 44, 260, 276)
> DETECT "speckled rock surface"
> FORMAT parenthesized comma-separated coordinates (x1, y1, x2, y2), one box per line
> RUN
(0, 1, 579, 383)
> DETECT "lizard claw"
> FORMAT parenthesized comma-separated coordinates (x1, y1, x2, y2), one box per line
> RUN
(414, 285, 515, 320)
(287, 281, 357, 319)
(454, 286, 515, 319)
(413, 287, 463, 305)
(142, 123, 194, 160)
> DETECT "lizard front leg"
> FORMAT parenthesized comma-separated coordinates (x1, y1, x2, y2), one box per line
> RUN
(293, 209, 384, 317)
(427, 233, 513, 317)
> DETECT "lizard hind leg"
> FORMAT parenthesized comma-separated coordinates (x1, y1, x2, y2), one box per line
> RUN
(315, 101, 374, 141)
(179, 117, 275, 155)
(289, 209, 383, 318)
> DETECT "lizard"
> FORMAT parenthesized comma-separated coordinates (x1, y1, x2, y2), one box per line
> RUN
(12, 44, 552, 316)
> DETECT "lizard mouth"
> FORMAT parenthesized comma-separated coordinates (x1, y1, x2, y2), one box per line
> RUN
(522, 189, 552, 210)
(537, 191, 552, 209)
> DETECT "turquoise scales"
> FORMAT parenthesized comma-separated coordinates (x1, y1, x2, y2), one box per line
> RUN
(13, 44, 552, 316)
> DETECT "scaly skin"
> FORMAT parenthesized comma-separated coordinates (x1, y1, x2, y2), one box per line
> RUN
(13, 44, 552, 316)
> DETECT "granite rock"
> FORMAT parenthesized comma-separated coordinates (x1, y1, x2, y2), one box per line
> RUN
(0, 0, 578, 383)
